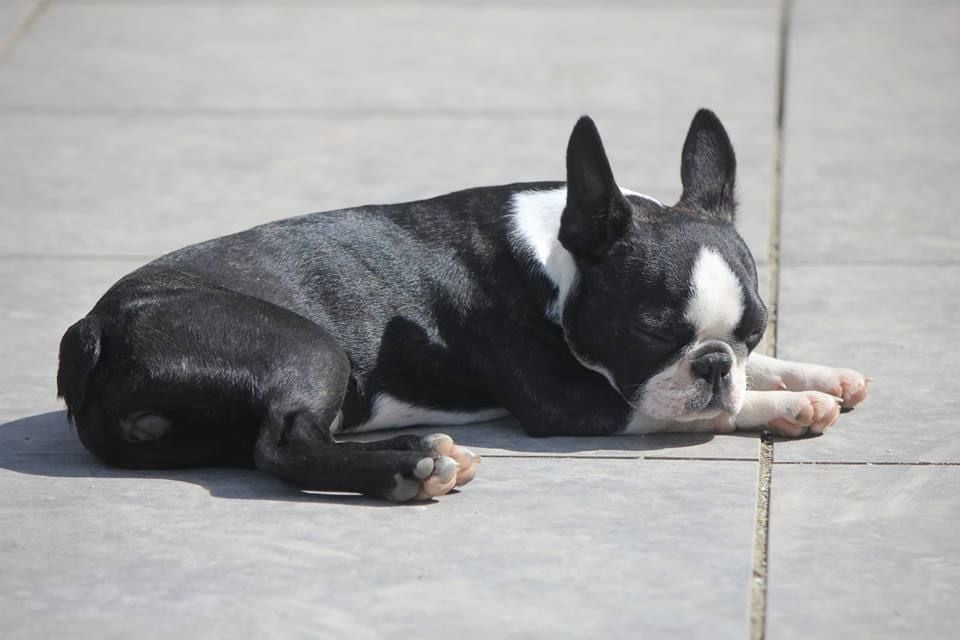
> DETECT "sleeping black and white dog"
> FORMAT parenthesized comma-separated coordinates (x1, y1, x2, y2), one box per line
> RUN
(57, 109, 869, 501)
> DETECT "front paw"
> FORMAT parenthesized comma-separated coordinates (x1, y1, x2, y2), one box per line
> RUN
(835, 369, 871, 409)
(784, 365, 871, 410)
(736, 390, 843, 437)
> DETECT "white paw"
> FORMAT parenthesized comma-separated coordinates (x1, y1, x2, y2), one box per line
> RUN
(781, 365, 871, 410)
(802, 365, 870, 409)
(422, 433, 481, 488)
(747, 354, 871, 410)
(736, 390, 843, 437)
(390, 434, 481, 502)
(412, 455, 460, 500)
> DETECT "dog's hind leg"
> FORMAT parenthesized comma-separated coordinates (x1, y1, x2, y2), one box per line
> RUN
(253, 412, 470, 501)
(60, 274, 475, 501)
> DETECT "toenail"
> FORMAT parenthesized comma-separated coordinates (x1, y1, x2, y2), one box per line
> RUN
(414, 458, 434, 479)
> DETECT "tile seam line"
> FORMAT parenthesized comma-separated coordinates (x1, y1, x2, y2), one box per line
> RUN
(750, 1, 791, 638)
(48, 1, 773, 13)
(480, 454, 758, 462)
(0, 0, 50, 63)
(781, 259, 960, 267)
(5, 255, 958, 267)
(5, 453, 958, 467)
(774, 460, 960, 467)
(0, 254, 767, 263)
(0, 106, 774, 119)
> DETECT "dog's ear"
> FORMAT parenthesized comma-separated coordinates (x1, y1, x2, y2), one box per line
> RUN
(560, 116, 631, 263)
(677, 109, 737, 221)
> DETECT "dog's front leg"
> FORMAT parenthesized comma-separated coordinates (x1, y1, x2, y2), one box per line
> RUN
(746, 352, 870, 409)
(720, 389, 842, 437)
(707, 353, 871, 437)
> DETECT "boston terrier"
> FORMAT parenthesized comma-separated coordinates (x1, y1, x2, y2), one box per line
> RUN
(57, 110, 869, 501)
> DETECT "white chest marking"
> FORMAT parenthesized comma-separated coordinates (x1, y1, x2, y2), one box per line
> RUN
(685, 247, 744, 339)
(509, 188, 575, 322)
(509, 186, 661, 322)
(345, 394, 509, 433)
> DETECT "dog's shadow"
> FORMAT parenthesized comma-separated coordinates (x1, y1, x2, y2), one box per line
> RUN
(0, 410, 736, 505)
(0, 411, 394, 506)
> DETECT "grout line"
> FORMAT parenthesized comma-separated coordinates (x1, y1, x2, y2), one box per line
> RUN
(6, 446, 957, 466)
(0, 253, 158, 262)
(782, 258, 960, 267)
(0, 0, 50, 63)
(642, 455, 756, 462)
(750, 430, 775, 640)
(0, 105, 773, 119)
(4, 253, 958, 268)
(45, 0, 774, 12)
(480, 454, 757, 462)
(750, 1, 792, 638)
(774, 460, 960, 467)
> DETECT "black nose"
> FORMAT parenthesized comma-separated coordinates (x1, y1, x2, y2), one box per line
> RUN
(692, 350, 733, 387)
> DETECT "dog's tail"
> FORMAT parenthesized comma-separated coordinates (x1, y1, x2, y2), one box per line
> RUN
(57, 316, 102, 423)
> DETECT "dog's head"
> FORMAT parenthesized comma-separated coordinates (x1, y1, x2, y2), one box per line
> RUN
(558, 110, 766, 422)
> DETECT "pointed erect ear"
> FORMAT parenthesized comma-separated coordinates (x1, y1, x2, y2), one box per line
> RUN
(678, 109, 737, 221)
(559, 116, 631, 263)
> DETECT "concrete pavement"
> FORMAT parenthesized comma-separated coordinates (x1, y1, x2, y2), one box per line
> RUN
(1, 1, 957, 638)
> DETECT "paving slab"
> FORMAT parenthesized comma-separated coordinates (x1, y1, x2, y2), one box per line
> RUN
(0, 111, 773, 262)
(779, 108, 960, 264)
(780, 1, 960, 263)
(0, 455, 758, 640)
(0, 261, 150, 417)
(0, 257, 765, 460)
(767, 464, 960, 639)
(787, 1, 960, 121)
(0, 3, 777, 115)
(0, 258, 139, 413)
(0, 1, 38, 49)
(774, 264, 960, 464)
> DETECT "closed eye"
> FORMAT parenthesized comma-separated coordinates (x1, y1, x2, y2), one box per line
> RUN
(639, 328, 680, 346)
(744, 327, 764, 347)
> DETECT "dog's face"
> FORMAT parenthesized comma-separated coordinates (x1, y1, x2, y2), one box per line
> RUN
(559, 110, 766, 422)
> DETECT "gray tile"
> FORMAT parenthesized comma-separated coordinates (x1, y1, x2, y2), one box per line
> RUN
(0, 112, 773, 258)
(0, 0, 38, 47)
(779, 1, 960, 263)
(779, 112, 960, 263)
(787, 1, 960, 120)
(0, 258, 140, 414)
(0, 457, 758, 639)
(57, 0, 774, 7)
(775, 264, 960, 463)
(0, 3, 777, 114)
(0, 257, 766, 460)
(767, 464, 960, 639)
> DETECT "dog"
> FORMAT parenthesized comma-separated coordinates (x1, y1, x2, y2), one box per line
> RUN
(57, 109, 869, 501)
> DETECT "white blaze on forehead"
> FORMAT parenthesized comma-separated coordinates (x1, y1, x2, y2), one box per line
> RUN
(685, 247, 744, 339)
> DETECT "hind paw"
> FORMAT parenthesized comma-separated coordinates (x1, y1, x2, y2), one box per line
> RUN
(388, 434, 481, 501)
(421, 433, 481, 488)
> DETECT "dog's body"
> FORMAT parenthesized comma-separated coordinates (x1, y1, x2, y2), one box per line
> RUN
(57, 110, 869, 500)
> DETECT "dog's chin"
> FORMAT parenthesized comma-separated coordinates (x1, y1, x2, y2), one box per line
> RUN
(673, 406, 731, 423)
(636, 369, 746, 423)
(675, 389, 743, 423)
(641, 392, 738, 423)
